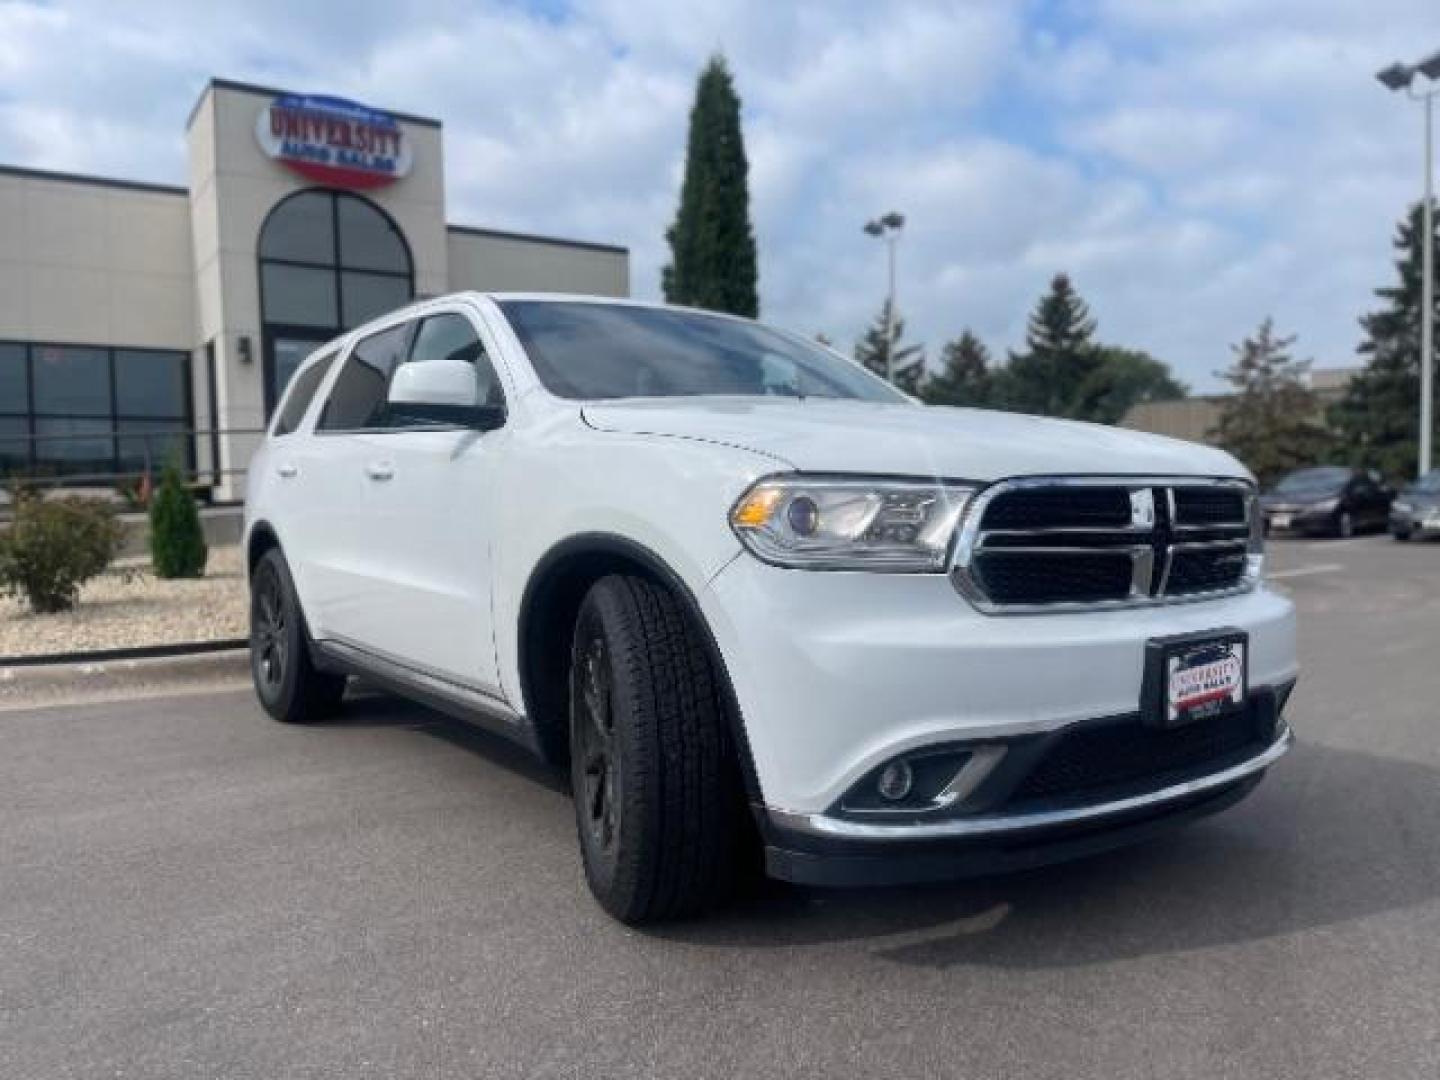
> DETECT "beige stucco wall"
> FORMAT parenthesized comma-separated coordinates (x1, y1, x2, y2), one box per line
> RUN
(188, 81, 451, 496)
(0, 172, 194, 349)
(447, 229, 629, 297)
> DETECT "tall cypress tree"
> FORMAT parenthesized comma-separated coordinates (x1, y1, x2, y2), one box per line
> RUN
(997, 273, 1102, 417)
(1330, 202, 1439, 481)
(662, 55, 759, 317)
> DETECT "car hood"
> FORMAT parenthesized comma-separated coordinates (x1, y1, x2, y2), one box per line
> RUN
(580, 397, 1247, 482)
(1399, 490, 1440, 508)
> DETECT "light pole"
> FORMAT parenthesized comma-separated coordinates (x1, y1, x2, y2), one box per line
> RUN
(1378, 50, 1440, 476)
(864, 211, 905, 383)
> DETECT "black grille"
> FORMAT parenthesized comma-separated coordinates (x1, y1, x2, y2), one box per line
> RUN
(974, 551, 1133, 605)
(1173, 487, 1246, 527)
(982, 488, 1132, 531)
(1009, 708, 1268, 806)
(957, 480, 1253, 610)
(1167, 545, 1249, 596)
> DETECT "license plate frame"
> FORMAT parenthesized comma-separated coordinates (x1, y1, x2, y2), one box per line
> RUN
(1270, 512, 1293, 529)
(1141, 628, 1248, 729)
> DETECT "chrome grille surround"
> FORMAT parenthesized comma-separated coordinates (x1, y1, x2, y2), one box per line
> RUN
(951, 476, 1258, 614)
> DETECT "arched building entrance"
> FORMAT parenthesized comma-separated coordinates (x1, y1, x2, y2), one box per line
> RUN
(256, 188, 413, 414)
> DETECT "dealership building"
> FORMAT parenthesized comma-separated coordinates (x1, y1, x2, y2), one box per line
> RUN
(0, 78, 630, 499)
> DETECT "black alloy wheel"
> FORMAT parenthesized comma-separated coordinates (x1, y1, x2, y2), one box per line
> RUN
(248, 547, 346, 723)
(251, 560, 289, 696)
(574, 626, 621, 857)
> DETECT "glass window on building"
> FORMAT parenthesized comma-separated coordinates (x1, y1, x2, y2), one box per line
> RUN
(32, 345, 109, 415)
(1, 343, 192, 480)
(258, 190, 413, 417)
(0, 344, 27, 475)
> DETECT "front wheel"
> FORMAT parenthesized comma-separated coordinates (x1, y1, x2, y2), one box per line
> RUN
(249, 548, 346, 723)
(1337, 511, 1355, 539)
(569, 574, 749, 923)
(1393, 528, 1413, 542)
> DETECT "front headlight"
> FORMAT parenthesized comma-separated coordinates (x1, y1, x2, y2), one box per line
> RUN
(730, 475, 976, 571)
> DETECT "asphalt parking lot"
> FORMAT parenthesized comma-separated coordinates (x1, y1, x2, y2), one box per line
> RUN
(4, 533, 1439, 1079)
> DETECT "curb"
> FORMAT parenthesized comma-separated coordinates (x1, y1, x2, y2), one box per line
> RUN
(0, 638, 248, 669)
(0, 646, 252, 710)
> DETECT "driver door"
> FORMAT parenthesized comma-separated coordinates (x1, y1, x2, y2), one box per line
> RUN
(338, 308, 509, 693)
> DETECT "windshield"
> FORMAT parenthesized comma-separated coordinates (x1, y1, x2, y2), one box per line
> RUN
(1407, 470, 1440, 495)
(499, 300, 906, 403)
(1272, 467, 1350, 495)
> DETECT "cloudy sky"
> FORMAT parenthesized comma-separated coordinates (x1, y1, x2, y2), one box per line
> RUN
(0, 0, 1437, 389)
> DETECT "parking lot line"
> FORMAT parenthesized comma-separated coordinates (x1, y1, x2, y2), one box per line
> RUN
(1267, 564, 1344, 580)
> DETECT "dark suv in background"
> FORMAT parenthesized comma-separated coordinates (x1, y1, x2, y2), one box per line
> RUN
(1390, 470, 1440, 540)
(1261, 466, 1394, 538)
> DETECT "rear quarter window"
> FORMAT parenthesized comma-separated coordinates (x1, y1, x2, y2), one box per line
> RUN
(272, 349, 337, 436)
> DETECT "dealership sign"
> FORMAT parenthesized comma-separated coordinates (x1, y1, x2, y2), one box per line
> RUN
(256, 93, 412, 189)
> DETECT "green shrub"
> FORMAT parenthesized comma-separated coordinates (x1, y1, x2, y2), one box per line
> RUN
(149, 463, 207, 579)
(0, 495, 124, 613)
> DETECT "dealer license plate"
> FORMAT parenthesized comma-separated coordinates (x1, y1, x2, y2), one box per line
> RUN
(1143, 630, 1248, 729)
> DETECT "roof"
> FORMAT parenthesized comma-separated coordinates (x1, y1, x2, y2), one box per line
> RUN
(185, 76, 444, 131)
(0, 163, 186, 197)
(447, 224, 628, 256)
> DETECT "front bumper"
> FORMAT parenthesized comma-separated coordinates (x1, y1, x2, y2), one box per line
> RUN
(1392, 507, 1440, 534)
(762, 719, 1290, 886)
(1264, 505, 1335, 533)
(700, 554, 1298, 884)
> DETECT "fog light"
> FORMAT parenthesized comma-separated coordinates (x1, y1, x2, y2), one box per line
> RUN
(876, 760, 914, 802)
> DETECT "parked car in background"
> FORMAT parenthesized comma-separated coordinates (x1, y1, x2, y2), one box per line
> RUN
(244, 292, 1298, 923)
(1261, 466, 1393, 538)
(1390, 470, 1440, 540)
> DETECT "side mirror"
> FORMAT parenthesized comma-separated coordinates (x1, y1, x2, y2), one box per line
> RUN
(387, 360, 504, 430)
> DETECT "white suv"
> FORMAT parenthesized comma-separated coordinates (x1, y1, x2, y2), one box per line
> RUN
(244, 292, 1298, 923)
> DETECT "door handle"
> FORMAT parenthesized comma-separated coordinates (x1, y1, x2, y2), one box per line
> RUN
(276, 463, 299, 479)
(365, 461, 395, 482)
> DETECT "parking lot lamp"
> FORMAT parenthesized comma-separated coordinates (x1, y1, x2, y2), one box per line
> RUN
(1378, 51, 1440, 475)
(864, 212, 906, 384)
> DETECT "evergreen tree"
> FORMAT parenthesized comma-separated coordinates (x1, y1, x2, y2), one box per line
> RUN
(1074, 346, 1187, 425)
(996, 273, 1102, 417)
(854, 299, 925, 395)
(662, 55, 759, 317)
(1330, 202, 1439, 481)
(1210, 318, 1329, 486)
(922, 330, 992, 407)
(149, 460, 207, 579)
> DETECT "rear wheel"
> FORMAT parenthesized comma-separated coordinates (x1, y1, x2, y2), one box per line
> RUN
(1394, 527, 1413, 542)
(249, 548, 346, 723)
(569, 574, 748, 923)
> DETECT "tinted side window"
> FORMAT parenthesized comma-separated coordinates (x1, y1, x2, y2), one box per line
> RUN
(409, 313, 505, 408)
(273, 350, 336, 436)
(318, 323, 413, 431)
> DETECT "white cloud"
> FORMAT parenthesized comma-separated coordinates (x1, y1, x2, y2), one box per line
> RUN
(0, 0, 1437, 387)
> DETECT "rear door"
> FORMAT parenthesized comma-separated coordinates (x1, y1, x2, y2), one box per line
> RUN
(302, 319, 416, 644)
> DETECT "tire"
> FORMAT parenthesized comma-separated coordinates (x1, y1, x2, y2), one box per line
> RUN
(568, 574, 748, 924)
(1394, 528, 1412, 542)
(249, 547, 346, 723)
(1337, 511, 1355, 539)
